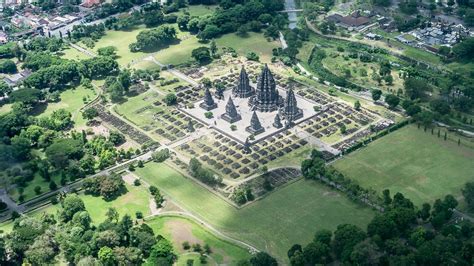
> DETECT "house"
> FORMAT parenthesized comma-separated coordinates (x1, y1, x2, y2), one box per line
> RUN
(4, 69, 32, 87)
(325, 11, 370, 30)
(0, 31, 8, 43)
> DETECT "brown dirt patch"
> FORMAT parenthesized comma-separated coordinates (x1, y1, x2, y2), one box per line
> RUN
(164, 220, 203, 251)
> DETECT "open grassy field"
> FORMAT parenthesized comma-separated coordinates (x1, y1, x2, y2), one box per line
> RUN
(333, 124, 474, 206)
(0, 103, 12, 115)
(60, 47, 91, 61)
(135, 162, 374, 262)
(33, 85, 97, 128)
(147, 215, 250, 265)
(80, 182, 150, 223)
(215, 32, 279, 63)
(177, 4, 217, 16)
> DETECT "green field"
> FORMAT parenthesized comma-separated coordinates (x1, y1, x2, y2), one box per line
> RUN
(215, 32, 279, 63)
(147, 216, 250, 265)
(135, 162, 374, 262)
(34, 85, 97, 128)
(334, 125, 474, 206)
(60, 47, 91, 61)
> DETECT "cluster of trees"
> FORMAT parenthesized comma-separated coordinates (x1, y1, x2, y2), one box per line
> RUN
(287, 191, 473, 265)
(232, 186, 254, 205)
(188, 157, 222, 186)
(129, 25, 178, 52)
(0, 195, 177, 265)
(103, 3, 178, 31)
(83, 173, 126, 200)
(176, 0, 286, 41)
(88, 0, 147, 20)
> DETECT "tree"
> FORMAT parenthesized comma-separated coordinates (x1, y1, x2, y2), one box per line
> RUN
(82, 107, 99, 121)
(462, 182, 474, 211)
(147, 238, 176, 265)
(131, 25, 177, 52)
(371, 89, 382, 102)
(385, 94, 400, 109)
(303, 241, 331, 264)
(404, 77, 431, 100)
(209, 40, 217, 56)
(97, 46, 117, 57)
(45, 138, 84, 168)
(164, 93, 177, 106)
(59, 195, 86, 222)
(249, 252, 278, 266)
(0, 59, 17, 74)
(354, 100, 361, 110)
(191, 47, 212, 64)
(152, 148, 170, 162)
(108, 131, 125, 146)
(24, 231, 59, 265)
(98, 246, 116, 266)
(9, 88, 43, 105)
(333, 224, 366, 261)
(452, 37, 474, 61)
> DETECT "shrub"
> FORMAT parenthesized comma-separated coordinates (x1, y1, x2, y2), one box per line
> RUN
(133, 179, 141, 186)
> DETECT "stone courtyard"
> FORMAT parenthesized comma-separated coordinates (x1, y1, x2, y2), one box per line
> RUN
(181, 86, 320, 144)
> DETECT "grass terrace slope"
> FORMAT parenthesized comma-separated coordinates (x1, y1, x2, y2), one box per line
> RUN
(333, 125, 474, 206)
(135, 162, 374, 262)
(147, 216, 250, 265)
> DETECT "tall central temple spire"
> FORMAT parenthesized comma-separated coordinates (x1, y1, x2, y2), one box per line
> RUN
(249, 64, 282, 112)
(233, 66, 254, 98)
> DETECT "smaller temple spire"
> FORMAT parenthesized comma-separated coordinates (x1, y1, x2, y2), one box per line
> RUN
(233, 66, 254, 98)
(243, 137, 251, 154)
(273, 113, 283, 128)
(246, 111, 264, 135)
(281, 87, 303, 123)
(221, 96, 241, 123)
(199, 87, 217, 111)
(187, 120, 195, 132)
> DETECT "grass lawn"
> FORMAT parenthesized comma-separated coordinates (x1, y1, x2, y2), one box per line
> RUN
(147, 215, 250, 265)
(0, 103, 12, 115)
(60, 47, 91, 61)
(8, 172, 63, 202)
(215, 32, 279, 63)
(153, 34, 200, 66)
(177, 4, 217, 16)
(135, 162, 374, 262)
(80, 182, 150, 223)
(33, 85, 97, 128)
(333, 124, 474, 206)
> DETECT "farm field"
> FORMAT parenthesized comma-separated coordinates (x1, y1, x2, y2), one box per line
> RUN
(134, 162, 374, 262)
(147, 215, 250, 265)
(333, 124, 474, 206)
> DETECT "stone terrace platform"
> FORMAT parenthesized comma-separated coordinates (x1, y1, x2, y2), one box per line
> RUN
(181, 87, 320, 144)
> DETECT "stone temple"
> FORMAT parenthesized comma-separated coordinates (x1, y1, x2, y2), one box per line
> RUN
(221, 96, 241, 123)
(249, 64, 283, 112)
(187, 63, 318, 144)
(232, 66, 254, 98)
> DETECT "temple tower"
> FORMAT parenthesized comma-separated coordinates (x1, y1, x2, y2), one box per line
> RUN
(233, 66, 254, 98)
(246, 111, 265, 135)
(273, 113, 283, 128)
(199, 87, 217, 111)
(249, 64, 282, 112)
(280, 87, 303, 123)
(221, 97, 241, 123)
(187, 120, 195, 132)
